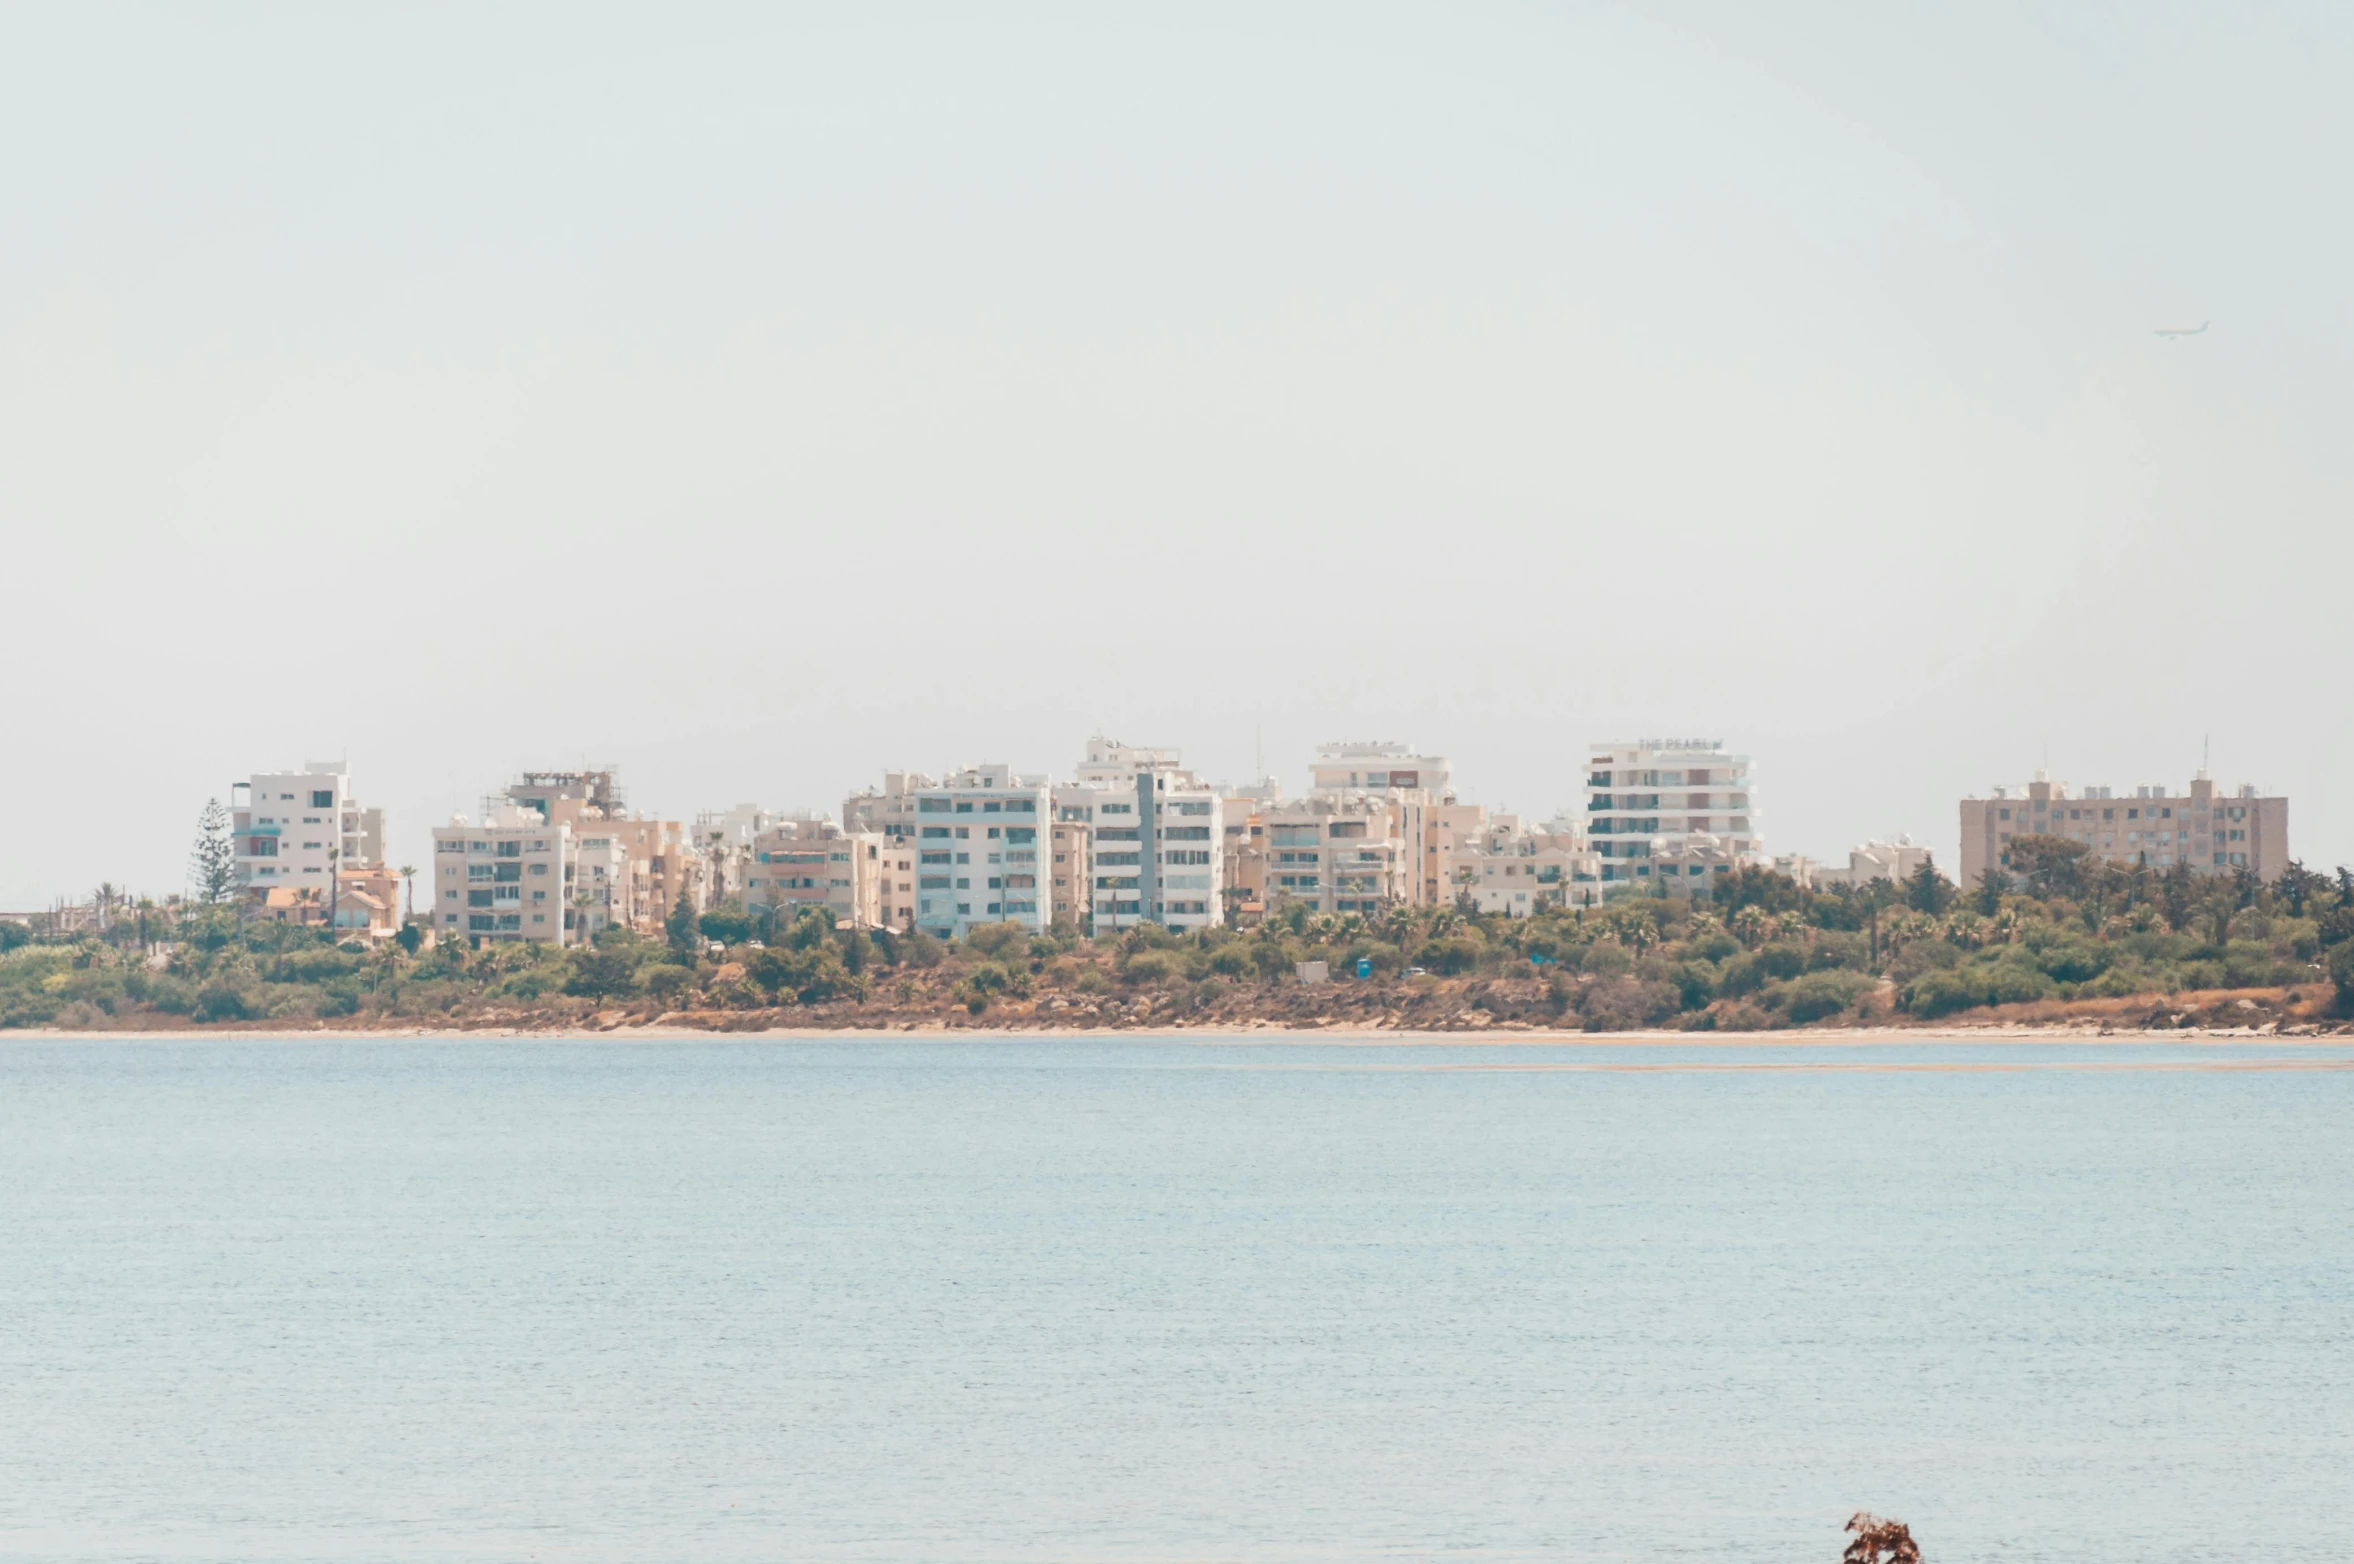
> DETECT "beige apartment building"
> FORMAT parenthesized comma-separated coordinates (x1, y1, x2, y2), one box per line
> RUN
(1223, 745, 1497, 921)
(431, 809, 575, 944)
(569, 831, 634, 940)
(1414, 799, 1491, 906)
(1809, 837, 1936, 889)
(873, 839, 917, 929)
(742, 817, 887, 929)
(1959, 770, 2290, 886)
(499, 769, 701, 934)
(844, 772, 936, 844)
(1048, 814, 1091, 930)
(1442, 814, 1603, 914)
(840, 773, 938, 929)
(1253, 794, 1411, 917)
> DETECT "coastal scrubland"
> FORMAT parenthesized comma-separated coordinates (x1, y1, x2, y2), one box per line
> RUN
(7, 837, 2352, 1034)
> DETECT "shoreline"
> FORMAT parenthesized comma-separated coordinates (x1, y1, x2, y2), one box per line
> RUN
(10, 1022, 2343, 1044)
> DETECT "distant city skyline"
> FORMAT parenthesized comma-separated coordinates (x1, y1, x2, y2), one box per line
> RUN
(6, 6, 2349, 904)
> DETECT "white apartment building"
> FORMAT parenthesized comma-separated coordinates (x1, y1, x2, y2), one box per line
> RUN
(1444, 814, 1603, 915)
(1308, 741, 1451, 796)
(1058, 737, 1225, 933)
(694, 802, 773, 903)
(430, 808, 575, 944)
(232, 762, 386, 892)
(742, 817, 886, 929)
(912, 765, 1054, 940)
(1585, 740, 1760, 889)
(1960, 770, 2291, 885)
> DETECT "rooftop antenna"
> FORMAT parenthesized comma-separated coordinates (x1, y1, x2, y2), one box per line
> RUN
(2200, 732, 2211, 780)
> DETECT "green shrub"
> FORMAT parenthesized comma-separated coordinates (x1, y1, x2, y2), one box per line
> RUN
(2033, 938, 2109, 984)
(194, 984, 251, 1023)
(639, 964, 694, 1000)
(697, 905, 757, 946)
(1668, 961, 1717, 1011)
(1771, 970, 1874, 1024)
(565, 947, 640, 1000)
(964, 923, 1030, 960)
(1123, 950, 1180, 986)
(1807, 932, 1868, 972)
(1209, 945, 1253, 979)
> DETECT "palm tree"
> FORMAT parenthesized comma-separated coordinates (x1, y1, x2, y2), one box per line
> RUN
(703, 830, 734, 907)
(399, 865, 418, 924)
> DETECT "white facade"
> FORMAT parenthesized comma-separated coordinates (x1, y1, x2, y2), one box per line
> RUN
(1585, 739, 1760, 889)
(1060, 737, 1225, 933)
(232, 761, 385, 892)
(693, 803, 772, 903)
(912, 765, 1053, 940)
(1308, 741, 1451, 797)
(430, 808, 575, 944)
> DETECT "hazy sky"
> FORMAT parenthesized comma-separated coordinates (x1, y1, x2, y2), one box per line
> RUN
(6, 2, 2350, 906)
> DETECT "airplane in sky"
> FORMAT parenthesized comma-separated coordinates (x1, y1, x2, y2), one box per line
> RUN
(2155, 320, 2209, 338)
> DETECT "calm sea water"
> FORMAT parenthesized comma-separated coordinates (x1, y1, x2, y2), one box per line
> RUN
(1, 1037, 2349, 1563)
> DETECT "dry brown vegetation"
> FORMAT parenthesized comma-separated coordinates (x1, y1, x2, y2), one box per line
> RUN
(1843, 1513, 1922, 1564)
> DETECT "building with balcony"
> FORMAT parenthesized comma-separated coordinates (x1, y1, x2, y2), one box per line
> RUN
(1252, 794, 1409, 917)
(1959, 770, 2290, 886)
(1048, 814, 1092, 931)
(569, 831, 635, 939)
(741, 817, 885, 929)
(844, 772, 937, 845)
(1584, 740, 1760, 889)
(1056, 737, 1225, 934)
(1307, 741, 1451, 796)
(231, 761, 385, 893)
(430, 809, 575, 944)
(909, 765, 1054, 940)
(691, 802, 773, 904)
(1442, 814, 1603, 914)
(496, 770, 698, 934)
